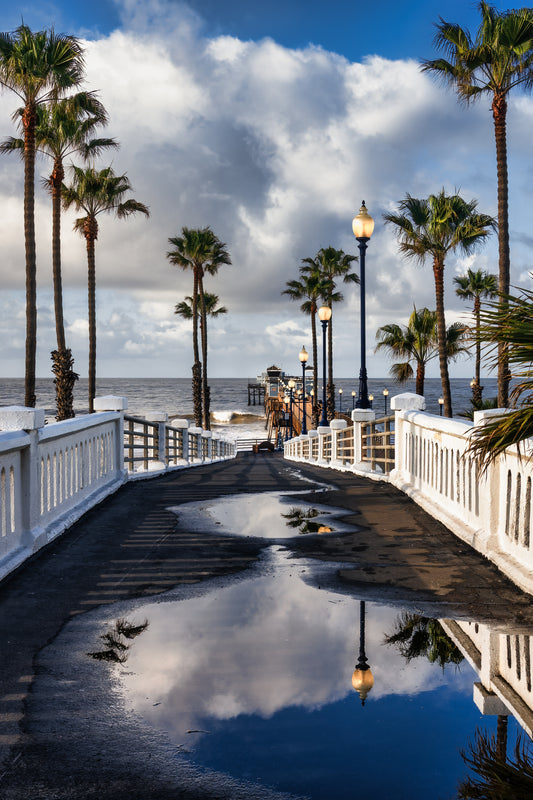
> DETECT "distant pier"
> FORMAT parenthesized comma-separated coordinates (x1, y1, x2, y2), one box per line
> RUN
(247, 383, 265, 405)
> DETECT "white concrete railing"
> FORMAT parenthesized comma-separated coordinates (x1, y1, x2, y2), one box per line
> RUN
(284, 392, 533, 596)
(0, 396, 236, 582)
(441, 618, 533, 739)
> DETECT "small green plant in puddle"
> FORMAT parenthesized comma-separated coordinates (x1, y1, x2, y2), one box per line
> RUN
(88, 617, 148, 663)
(281, 507, 332, 534)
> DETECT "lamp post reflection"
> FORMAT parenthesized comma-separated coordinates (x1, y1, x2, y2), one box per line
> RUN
(352, 600, 374, 706)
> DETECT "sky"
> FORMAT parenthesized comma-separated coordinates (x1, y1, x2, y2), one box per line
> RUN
(0, 0, 531, 381)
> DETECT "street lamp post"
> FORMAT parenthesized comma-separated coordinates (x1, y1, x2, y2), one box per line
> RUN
(352, 201, 375, 409)
(318, 305, 332, 427)
(438, 397, 444, 416)
(383, 388, 389, 416)
(368, 393, 374, 409)
(299, 345, 309, 435)
(351, 390, 356, 410)
(339, 388, 343, 413)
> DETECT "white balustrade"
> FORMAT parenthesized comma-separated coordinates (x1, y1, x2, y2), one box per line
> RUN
(284, 392, 533, 596)
(0, 398, 236, 582)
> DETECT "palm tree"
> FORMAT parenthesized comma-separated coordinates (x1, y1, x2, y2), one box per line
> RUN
(454, 268, 498, 406)
(384, 190, 495, 417)
(376, 306, 468, 397)
(0, 24, 84, 407)
(301, 247, 358, 420)
(283, 269, 331, 428)
(167, 227, 230, 429)
(175, 292, 228, 429)
(0, 92, 117, 419)
(62, 166, 149, 413)
(422, 3, 533, 408)
(467, 284, 533, 466)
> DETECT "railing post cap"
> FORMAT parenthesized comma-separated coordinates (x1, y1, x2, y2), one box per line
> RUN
(0, 405, 45, 431)
(201, 430, 212, 438)
(351, 409, 376, 422)
(189, 426, 203, 434)
(330, 419, 347, 430)
(93, 395, 128, 411)
(170, 418, 189, 429)
(317, 425, 330, 433)
(390, 392, 425, 411)
(308, 430, 319, 438)
(143, 411, 168, 423)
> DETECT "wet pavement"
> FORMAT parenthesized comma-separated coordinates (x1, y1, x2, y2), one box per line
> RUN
(1, 452, 533, 799)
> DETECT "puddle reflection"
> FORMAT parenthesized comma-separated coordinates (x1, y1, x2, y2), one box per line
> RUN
(100, 491, 533, 799)
(171, 491, 348, 539)
(116, 546, 484, 799)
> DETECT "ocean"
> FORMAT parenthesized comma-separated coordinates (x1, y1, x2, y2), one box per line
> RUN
(0, 375, 500, 442)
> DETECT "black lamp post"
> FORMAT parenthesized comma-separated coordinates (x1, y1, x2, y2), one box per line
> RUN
(351, 390, 356, 410)
(284, 396, 290, 441)
(368, 393, 373, 409)
(299, 345, 309, 435)
(439, 397, 444, 416)
(352, 201, 375, 409)
(339, 388, 343, 413)
(318, 305, 331, 427)
(383, 388, 389, 416)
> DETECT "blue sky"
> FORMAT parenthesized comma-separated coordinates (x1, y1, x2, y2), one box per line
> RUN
(0, 0, 531, 381)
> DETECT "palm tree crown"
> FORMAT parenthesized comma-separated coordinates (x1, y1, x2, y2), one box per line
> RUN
(384, 190, 495, 417)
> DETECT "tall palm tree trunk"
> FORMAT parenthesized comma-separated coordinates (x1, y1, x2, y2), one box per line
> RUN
(199, 275, 210, 430)
(327, 311, 335, 420)
(84, 219, 98, 413)
(191, 269, 202, 427)
(22, 102, 37, 408)
(51, 158, 77, 420)
(493, 93, 511, 408)
(473, 297, 483, 405)
(311, 307, 319, 428)
(415, 362, 425, 397)
(433, 259, 453, 417)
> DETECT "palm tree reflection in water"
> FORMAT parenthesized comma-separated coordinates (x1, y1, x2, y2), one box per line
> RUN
(281, 507, 332, 534)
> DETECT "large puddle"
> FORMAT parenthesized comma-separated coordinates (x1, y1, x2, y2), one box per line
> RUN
(80, 491, 530, 799)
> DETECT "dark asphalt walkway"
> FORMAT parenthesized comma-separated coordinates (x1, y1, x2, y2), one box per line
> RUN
(1, 452, 532, 798)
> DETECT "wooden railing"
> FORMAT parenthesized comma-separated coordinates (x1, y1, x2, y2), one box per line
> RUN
(360, 415, 395, 473)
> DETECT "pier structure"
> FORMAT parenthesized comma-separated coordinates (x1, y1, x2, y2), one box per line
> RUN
(247, 383, 265, 405)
